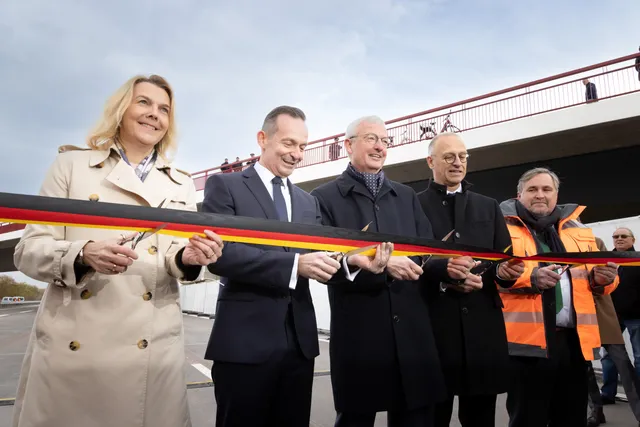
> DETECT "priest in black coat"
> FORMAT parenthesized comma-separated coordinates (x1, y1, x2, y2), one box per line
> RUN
(311, 117, 481, 427)
(416, 132, 525, 427)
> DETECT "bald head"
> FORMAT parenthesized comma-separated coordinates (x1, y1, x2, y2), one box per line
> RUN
(426, 133, 469, 191)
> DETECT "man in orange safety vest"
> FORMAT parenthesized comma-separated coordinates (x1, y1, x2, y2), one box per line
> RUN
(498, 167, 619, 427)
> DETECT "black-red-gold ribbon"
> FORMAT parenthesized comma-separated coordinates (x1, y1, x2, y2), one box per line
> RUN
(1, 192, 639, 266)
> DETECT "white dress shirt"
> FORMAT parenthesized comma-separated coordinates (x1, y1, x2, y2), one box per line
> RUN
(253, 162, 299, 289)
(555, 271, 574, 327)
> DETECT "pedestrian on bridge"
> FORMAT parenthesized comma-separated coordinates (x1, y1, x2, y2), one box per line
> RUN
(11, 74, 224, 427)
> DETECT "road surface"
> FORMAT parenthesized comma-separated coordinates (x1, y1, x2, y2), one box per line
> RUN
(0, 303, 636, 426)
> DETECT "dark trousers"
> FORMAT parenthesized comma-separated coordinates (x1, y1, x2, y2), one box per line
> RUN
(434, 394, 496, 427)
(335, 406, 434, 427)
(212, 307, 314, 427)
(588, 343, 640, 422)
(506, 328, 588, 427)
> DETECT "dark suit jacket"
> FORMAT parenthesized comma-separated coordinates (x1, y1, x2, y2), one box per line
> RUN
(201, 165, 321, 364)
(417, 180, 514, 396)
(311, 170, 448, 413)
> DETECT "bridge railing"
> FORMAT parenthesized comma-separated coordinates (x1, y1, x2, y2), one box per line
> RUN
(191, 52, 640, 191)
(2, 53, 640, 236)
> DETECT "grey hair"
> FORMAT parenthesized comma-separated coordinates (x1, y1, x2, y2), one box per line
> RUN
(427, 132, 464, 156)
(614, 227, 635, 238)
(517, 167, 561, 194)
(345, 115, 386, 139)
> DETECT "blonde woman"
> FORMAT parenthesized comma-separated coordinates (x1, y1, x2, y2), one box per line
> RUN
(12, 75, 223, 427)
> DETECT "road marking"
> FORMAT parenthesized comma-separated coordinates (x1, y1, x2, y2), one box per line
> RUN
(0, 314, 8, 318)
(191, 363, 212, 380)
(19, 310, 33, 314)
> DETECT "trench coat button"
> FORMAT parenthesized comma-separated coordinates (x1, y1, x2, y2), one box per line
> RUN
(88, 193, 99, 202)
(137, 339, 148, 349)
(393, 315, 400, 322)
(442, 200, 447, 206)
(80, 289, 92, 299)
(375, 205, 380, 211)
(69, 341, 80, 351)
(462, 307, 469, 314)
(455, 232, 461, 238)
(143, 292, 153, 301)
(148, 245, 158, 255)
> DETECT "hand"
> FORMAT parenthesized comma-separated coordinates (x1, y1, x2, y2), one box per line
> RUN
(533, 264, 562, 290)
(450, 273, 483, 293)
(386, 257, 423, 281)
(593, 262, 618, 286)
(298, 252, 341, 283)
(447, 256, 479, 280)
(346, 242, 393, 274)
(182, 230, 224, 266)
(497, 259, 526, 281)
(81, 232, 139, 275)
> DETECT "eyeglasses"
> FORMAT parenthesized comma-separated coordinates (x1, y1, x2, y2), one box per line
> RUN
(350, 133, 391, 148)
(436, 153, 469, 164)
(613, 234, 632, 239)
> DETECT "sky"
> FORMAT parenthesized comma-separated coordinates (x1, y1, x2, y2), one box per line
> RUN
(1, 0, 639, 286)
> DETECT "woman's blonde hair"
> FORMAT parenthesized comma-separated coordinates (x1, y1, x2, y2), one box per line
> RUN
(86, 74, 177, 161)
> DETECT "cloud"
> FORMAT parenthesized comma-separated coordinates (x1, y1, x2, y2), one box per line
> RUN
(0, 0, 639, 198)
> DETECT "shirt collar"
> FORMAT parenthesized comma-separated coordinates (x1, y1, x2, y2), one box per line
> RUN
(253, 162, 289, 192)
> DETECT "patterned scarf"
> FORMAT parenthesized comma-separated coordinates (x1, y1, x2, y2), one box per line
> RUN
(346, 163, 384, 198)
(115, 141, 158, 182)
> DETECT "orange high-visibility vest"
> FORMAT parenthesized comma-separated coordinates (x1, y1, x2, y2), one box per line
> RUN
(498, 202, 619, 360)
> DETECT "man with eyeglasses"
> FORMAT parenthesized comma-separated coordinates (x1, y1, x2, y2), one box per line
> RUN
(311, 116, 478, 427)
(599, 227, 640, 423)
(416, 132, 525, 427)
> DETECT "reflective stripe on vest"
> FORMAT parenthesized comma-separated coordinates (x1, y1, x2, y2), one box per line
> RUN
(504, 311, 599, 325)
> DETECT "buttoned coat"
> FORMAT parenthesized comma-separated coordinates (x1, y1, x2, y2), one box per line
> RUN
(11, 145, 201, 427)
(417, 180, 515, 396)
(311, 171, 448, 414)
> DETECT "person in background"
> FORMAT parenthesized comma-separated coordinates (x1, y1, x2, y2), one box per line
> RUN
(312, 115, 479, 427)
(417, 132, 525, 427)
(498, 167, 619, 427)
(600, 228, 640, 414)
(12, 74, 224, 427)
(583, 78, 598, 102)
(586, 234, 640, 427)
(221, 157, 231, 173)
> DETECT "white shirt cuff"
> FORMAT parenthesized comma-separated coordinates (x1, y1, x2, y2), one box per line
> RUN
(289, 253, 299, 289)
(342, 256, 361, 282)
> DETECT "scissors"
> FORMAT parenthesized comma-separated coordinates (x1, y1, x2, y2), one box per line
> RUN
(420, 229, 456, 267)
(471, 245, 514, 276)
(325, 222, 380, 262)
(131, 223, 168, 249)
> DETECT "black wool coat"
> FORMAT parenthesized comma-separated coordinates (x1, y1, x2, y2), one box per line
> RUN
(416, 180, 515, 396)
(311, 171, 449, 414)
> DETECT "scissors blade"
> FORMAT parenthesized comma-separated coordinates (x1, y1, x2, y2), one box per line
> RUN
(132, 223, 168, 248)
(343, 244, 379, 257)
(420, 229, 456, 266)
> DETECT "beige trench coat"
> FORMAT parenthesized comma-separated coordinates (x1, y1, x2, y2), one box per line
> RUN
(12, 145, 202, 427)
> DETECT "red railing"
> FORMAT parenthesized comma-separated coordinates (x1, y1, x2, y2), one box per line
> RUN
(2, 53, 640, 237)
(191, 52, 640, 191)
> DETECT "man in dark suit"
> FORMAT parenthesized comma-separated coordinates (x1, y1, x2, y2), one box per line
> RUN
(311, 115, 480, 427)
(201, 106, 344, 427)
(416, 132, 525, 427)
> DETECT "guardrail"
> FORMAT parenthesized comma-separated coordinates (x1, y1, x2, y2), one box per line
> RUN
(190, 52, 640, 191)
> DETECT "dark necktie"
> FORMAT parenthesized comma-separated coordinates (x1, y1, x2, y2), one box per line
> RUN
(271, 176, 288, 222)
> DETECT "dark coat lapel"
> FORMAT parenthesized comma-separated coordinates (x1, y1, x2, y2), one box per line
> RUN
(242, 166, 279, 221)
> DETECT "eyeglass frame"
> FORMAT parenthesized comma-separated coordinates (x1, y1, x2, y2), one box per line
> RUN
(431, 152, 470, 164)
(348, 133, 391, 148)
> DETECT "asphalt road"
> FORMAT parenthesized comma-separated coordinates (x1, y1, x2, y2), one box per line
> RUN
(0, 305, 636, 426)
